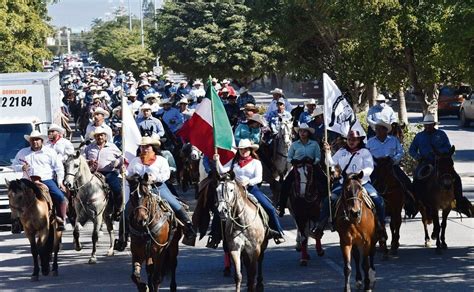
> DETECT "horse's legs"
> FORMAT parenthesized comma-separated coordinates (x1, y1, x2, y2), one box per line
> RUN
(37, 227, 51, 276)
(256, 249, 265, 292)
(440, 208, 450, 250)
(104, 217, 115, 256)
(169, 236, 180, 292)
(131, 249, 147, 292)
(73, 219, 84, 251)
(297, 219, 310, 266)
(352, 247, 363, 290)
(432, 211, 442, 253)
(390, 211, 402, 254)
(230, 250, 242, 292)
(223, 251, 232, 277)
(420, 209, 431, 247)
(369, 243, 376, 289)
(51, 228, 62, 276)
(315, 237, 324, 257)
(89, 218, 101, 264)
(362, 253, 371, 291)
(27, 232, 40, 281)
(341, 244, 352, 292)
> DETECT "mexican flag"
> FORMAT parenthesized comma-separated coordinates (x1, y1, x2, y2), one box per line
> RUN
(177, 78, 236, 168)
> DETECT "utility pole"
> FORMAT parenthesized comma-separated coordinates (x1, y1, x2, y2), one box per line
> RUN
(128, 0, 132, 30)
(139, 0, 145, 48)
(66, 29, 71, 55)
(154, 0, 158, 30)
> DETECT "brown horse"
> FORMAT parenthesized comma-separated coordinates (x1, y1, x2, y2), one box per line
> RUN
(335, 172, 377, 292)
(178, 143, 201, 193)
(6, 179, 62, 281)
(372, 157, 405, 256)
(415, 146, 456, 252)
(288, 162, 324, 265)
(127, 173, 182, 292)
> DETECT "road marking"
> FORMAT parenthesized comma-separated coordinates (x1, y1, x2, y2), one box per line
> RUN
(324, 258, 344, 277)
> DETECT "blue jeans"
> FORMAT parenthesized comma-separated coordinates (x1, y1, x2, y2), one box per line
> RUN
(152, 183, 182, 211)
(247, 185, 284, 233)
(42, 179, 65, 203)
(101, 171, 123, 211)
(318, 182, 385, 225)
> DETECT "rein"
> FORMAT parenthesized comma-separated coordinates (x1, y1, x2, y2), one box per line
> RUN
(340, 181, 364, 224)
(220, 181, 258, 230)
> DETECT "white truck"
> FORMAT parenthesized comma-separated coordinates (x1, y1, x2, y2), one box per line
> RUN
(0, 72, 62, 224)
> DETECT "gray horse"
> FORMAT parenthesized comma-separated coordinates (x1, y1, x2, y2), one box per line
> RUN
(216, 175, 269, 292)
(64, 152, 114, 264)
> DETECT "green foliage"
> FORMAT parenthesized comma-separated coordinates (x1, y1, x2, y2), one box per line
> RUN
(0, 0, 52, 72)
(87, 16, 154, 75)
(150, 1, 284, 83)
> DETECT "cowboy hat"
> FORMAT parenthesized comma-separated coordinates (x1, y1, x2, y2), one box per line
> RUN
(221, 87, 229, 93)
(221, 79, 230, 84)
(145, 93, 160, 101)
(179, 80, 187, 85)
(240, 103, 259, 112)
(270, 88, 284, 95)
(295, 123, 315, 134)
(347, 130, 366, 139)
(211, 77, 218, 83)
(89, 127, 108, 139)
(112, 106, 122, 115)
(24, 130, 47, 142)
(160, 98, 172, 105)
(374, 119, 392, 132)
(276, 97, 286, 104)
(138, 80, 151, 87)
(138, 136, 161, 147)
(238, 87, 249, 95)
(140, 103, 153, 111)
(93, 107, 110, 119)
(178, 97, 188, 104)
(92, 94, 101, 100)
(375, 94, 386, 102)
(48, 123, 65, 134)
(233, 139, 259, 150)
(247, 114, 266, 127)
(313, 105, 324, 116)
(193, 80, 203, 86)
(89, 85, 98, 91)
(304, 98, 317, 106)
(128, 91, 137, 97)
(419, 113, 438, 125)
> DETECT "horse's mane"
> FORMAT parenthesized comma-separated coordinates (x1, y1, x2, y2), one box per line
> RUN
(10, 179, 42, 200)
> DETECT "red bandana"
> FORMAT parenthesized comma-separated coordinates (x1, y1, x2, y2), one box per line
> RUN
(238, 156, 253, 168)
(140, 153, 157, 166)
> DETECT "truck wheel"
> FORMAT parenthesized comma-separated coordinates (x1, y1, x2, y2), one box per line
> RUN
(460, 110, 470, 127)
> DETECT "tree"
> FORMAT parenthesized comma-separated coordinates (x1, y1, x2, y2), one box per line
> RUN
(0, 0, 52, 72)
(150, 1, 284, 84)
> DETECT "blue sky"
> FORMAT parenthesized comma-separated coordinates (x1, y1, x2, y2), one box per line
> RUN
(47, 0, 163, 32)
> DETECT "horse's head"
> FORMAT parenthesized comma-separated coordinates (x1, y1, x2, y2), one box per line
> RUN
(433, 145, 456, 190)
(342, 171, 364, 222)
(215, 173, 238, 220)
(5, 179, 37, 214)
(373, 157, 394, 174)
(63, 151, 82, 189)
(278, 120, 293, 146)
(127, 173, 156, 227)
(190, 145, 202, 161)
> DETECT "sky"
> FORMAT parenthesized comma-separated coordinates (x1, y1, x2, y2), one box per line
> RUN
(47, 0, 163, 32)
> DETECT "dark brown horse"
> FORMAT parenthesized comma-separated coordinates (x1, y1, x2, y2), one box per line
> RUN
(6, 179, 63, 281)
(372, 157, 405, 256)
(288, 162, 324, 265)
(335, 172, 377, 291)
(415, 146, 456, 252)
(178, 143, 201, 193)
(127, 173, 182, 292)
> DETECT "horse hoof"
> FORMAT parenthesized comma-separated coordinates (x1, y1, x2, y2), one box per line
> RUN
(223, 267, 231, 277)
(256, 283, 264, 292)
(88, 257, 97, 264)
(441, 242, 448, 250)
(424, 241, 431, 248)
(107, 250, 114, 257)
(295, 243, 302, 252)
(317, 249, 325, 257)
(51, 270, 58, 277)
(31, 275, 39, 282)
(75, 244, 82, 251)
(355, 280, 363, 290)
(300, 259, 308, 266)
(369, 268, 376, 287)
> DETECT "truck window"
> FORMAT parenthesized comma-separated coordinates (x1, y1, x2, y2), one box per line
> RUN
(0, 124, 31, 166)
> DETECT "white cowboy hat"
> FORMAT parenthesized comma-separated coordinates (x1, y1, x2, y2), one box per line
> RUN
(138, 80, 151, 87)
(295, 123, 315, 134)
(24, 130, 47, 142)
(140, 103, 153, 111)
(92, 94, 101, 100)
(90, 127, 108, 139)
(211, 77, 218, 83)
(313, 105, 324, 116)
(374, 119, 392, 132)
(276, 97, 286, 104)
(220, 87, 229, 93)
(238, 87, 249, 94)
(270, 88, 284, 95)
(221, 79, 230, 84)
(112, 106, 122, 115)
(304, 98, 317, 106)
(240, 103, 259, 112)
(193, 80, 203, 86)
(48, 123, 65, 134)
(128, 91, 138, 97)
(247, 114, 266, 127)
(179, 80, 187, 85)
(138, 136, 161, 147)
(233, 139, 259, 150)
(419, 113, 438, 125)
(160, 98, 172, 105)
(375, 94, 386, 102)
(178, 97, 188, 104)
(93, 107, 110, 119)
(89, 85, 98, 91)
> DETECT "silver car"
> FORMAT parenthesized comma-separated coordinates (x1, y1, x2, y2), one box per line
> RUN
(460, 91, 474, 127)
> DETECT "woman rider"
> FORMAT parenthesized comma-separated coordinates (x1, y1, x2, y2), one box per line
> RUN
(234, 114, 266, 145)
(311, 130, 386, 239)
(214, 139, 285, 244)
(115, 136, 196, 251)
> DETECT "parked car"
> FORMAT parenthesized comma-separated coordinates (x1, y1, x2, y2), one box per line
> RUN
(438, 86, 470, 117)
(460, 91, 474, 127)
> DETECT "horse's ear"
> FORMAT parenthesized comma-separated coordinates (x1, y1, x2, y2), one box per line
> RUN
(4, 179, 9, 188)
(75, 150, 80, 158)
(357, 171, 364, 180)
(449, 145, 455, 156)
(143, 173, 149, 182)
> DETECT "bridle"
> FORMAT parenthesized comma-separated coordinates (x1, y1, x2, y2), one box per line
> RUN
(340, 180, 364, 224)
(64, 158, 94, 191)
(217, 180, 258, 230)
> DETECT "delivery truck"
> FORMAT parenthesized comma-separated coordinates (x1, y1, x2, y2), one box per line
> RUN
(0, 72, 62, 224)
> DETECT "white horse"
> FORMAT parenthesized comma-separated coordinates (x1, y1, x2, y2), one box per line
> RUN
(272, 120, 292, 180)
(63, 153, 115, 264)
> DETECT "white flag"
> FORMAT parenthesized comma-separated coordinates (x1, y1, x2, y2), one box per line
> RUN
(121, 98, 142, 163)
(323, 73, 366, 137)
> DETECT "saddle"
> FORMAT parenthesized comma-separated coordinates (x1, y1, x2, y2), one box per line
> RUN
(93, 172, 110, 196)
(32, 181, 55, 219)
(246, 192, 270, 229)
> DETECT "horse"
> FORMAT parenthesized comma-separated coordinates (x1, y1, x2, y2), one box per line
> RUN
(372, 157, 405, 256)
(415, 146, 456, 252)
(335, 172, 377, 292)
(272, 119, 292, 181)
(127, 173, 182, 292)
(288, 162, 325, 265)
(63, 152, 115, 264)
(389, 122, 405, 144)
(6, 179, 63, 281)
(178, 143, 201, 193)
(215, 174, 269, 292)
(290, 105, 304, 128)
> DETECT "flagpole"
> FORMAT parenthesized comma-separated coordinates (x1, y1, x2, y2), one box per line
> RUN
(323, 74, 333, 224)
(120, 97, 126, 242)
(209, 77, 218, 157)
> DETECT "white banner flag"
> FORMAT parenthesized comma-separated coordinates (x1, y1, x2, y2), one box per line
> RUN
(323, 73, 366, 137)
(121, 98, 142, 163)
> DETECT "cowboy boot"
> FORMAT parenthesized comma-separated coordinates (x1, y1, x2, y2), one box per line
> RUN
(310, 219, 327, 240)
(175, 207, 196, 246)
(114, 211, 129, 251)
(56, 200, 68, 231)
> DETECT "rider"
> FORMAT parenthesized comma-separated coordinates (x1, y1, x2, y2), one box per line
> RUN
(82, 128, 123, 221)
(236, 87, 256, 110)
(13, 130, 68, 231)
(156, 98, 184, 134)
(298, 99, 317, 124)
(277, 124, 321, 216)
(311, 130, 386, 239)
(265, 97, 292, 143)
(214, 139, 285, 244)
(234, 114, 266, 145)
(366, 94, 397, 138)
(409, 114, 472, 217)
(136, 103, 165, 138)
(84, 107, 113, 142)
(46, 124, 75, 163)
(264, 88, 293, 119)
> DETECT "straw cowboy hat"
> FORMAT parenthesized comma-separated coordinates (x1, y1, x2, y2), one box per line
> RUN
(128, 91, 138, 97)
(89, 127, 108, 139)
(221, 79, 230, 84)
(276, 97, 286, 104)
(193, 80, 203, 86)
(313, 105, 324, 116)
(240, 103, 259, 112)
(295, 123, 315, 134)
(93, 107, 110, 119)
(247, 114, 267, 127)
(92, 94, 101, 100)
(221, 87, 229, 93)
(374, 119, 392, 132)
(178, 97, 189, 104)
(346, 130, 366, 139)
(238, 87, 249, 95)
(375, 94, 386, 102)
(138, 80, 151, 87)
(138, 136, 161, 147)
(270, 88, 284, 95)
(140, 103, 153, 111)
(419, 113, 438, 125)
(233, 139, 259, 150)
(304, 98, 317, 106)
(160, 98, 172, 105)
(48, 123, 65, 134)
(24, 130, 47, 142)
(112, 106, 122, 115)
(145, 93, 160, 101)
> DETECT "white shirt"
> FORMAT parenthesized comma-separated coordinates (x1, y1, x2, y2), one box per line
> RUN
(13, 146, 64, 182)
(127, 100, 143, 114)
(326, 147, 374, 185)
(46, 137, 75, 162)
(264, 98, 294, 118)
(217, 158, 263, 186)
(127, 155, 170, 183)
(85, 122, 113, 141)
(189, 87, 206, 101)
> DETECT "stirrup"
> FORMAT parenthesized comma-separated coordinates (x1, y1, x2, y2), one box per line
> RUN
(273, 234, 286, 245)
(206, 236, 220, 249)
(56, 217, 65, 231)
